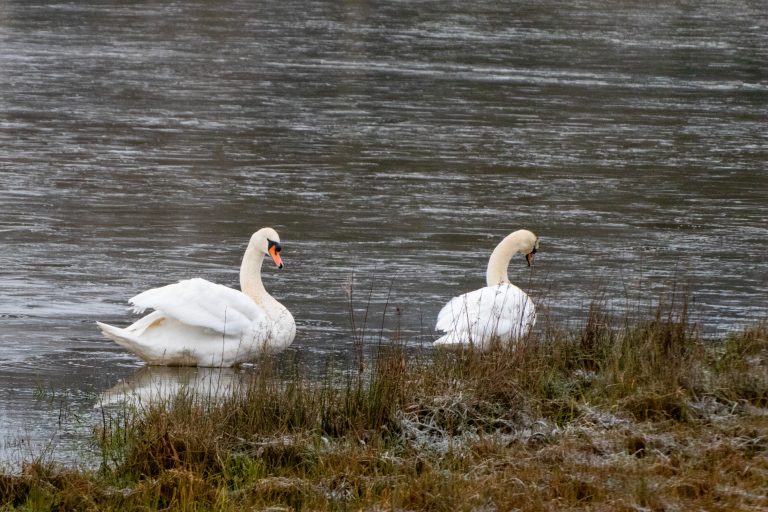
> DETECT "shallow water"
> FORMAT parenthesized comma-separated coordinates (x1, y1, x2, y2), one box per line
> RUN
(1, 0, 766, 465)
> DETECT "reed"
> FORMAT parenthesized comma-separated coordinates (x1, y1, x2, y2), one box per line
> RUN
(1, 289, 766, 511)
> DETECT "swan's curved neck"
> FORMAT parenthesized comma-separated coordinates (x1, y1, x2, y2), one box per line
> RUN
(485, 232, 529, 286)
(240, 246, 270, 305)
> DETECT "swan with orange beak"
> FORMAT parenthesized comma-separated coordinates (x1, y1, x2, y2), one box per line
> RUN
(98, 227, 296, 366)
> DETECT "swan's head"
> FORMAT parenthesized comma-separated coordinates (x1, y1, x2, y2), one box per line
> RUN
(250, 227, 284, 269)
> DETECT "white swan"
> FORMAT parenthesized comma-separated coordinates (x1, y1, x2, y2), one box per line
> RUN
(97, 227, 296, 367)
(434, 229, 539, 350)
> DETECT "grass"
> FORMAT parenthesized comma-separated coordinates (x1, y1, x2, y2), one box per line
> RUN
(1, 292, 767, 511)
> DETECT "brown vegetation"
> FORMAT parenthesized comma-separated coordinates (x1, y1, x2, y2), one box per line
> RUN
(1, 297, 767, 511)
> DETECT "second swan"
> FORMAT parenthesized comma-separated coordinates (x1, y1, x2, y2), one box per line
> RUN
(434, 229, 539, 349)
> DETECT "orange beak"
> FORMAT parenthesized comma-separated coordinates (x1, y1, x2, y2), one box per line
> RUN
(268, 245, 284, 269)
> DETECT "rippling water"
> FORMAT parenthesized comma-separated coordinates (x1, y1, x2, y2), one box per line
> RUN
(1, 0, 766, 464)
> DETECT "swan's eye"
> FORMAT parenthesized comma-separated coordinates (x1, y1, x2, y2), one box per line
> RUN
(268, 239, 282, 253)
(531, 247, 537, 254)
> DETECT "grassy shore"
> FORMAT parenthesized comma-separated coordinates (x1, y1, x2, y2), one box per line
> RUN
(1, 297, 766, 511)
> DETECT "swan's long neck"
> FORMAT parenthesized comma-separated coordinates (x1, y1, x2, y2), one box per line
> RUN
(240, 245, 272, 308)
(485, 232, 530, 287)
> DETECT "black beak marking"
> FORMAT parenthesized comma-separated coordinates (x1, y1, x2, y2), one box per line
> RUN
(267, 239, 282, 253)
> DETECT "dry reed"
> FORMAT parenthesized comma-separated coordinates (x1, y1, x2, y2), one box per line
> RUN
(1, 292, 766, 511)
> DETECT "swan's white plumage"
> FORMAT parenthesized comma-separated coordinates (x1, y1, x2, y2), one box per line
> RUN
(434, 284, 535, 349)
(97, 227, 295, 367)
(130, 278, 266, 335)
(434, 229, 539, 350)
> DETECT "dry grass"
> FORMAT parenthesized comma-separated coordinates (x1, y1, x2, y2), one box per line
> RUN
(2, 296, 767, 511)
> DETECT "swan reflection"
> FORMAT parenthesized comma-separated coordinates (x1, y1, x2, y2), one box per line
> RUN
(97, 365, 253, 407)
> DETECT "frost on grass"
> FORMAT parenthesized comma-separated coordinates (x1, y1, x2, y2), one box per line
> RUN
(397, 392, 558, 454)
(1, 313, 766, 511)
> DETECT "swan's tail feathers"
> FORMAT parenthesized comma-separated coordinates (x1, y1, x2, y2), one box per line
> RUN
(433, 334, 451, 346)
(433, 332, 466, 347)
(98, 321, 173, 366)
(96, 321, 160, 364)
(97, 321, 141, 352)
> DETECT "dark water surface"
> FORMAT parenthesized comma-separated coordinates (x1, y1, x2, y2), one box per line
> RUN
(1, 0, 766, 465)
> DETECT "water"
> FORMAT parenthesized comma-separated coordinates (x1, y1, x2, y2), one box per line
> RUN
(1, 0, 766, 465)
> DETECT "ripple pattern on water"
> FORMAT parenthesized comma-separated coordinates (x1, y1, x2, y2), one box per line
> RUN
(0, 0, 767, 464)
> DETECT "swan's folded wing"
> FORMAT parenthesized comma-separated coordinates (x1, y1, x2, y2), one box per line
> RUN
(129, 278, 266, 335)
(435, 292, 473, 338)
(490, 285, 536, 340)
(435, 284, 535, 344)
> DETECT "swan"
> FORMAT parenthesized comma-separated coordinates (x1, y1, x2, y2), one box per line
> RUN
(97, 227, 296, 367)
(434, 229, 539, 350)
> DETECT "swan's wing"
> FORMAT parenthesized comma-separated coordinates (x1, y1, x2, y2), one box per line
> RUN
(129, 278, 266, 335)
(435, 284, 535, 346)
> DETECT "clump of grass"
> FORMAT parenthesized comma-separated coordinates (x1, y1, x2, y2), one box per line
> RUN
(565, 289, 707, 421)
(1, 288, 767, 511)
(713, 322, 768, 406)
